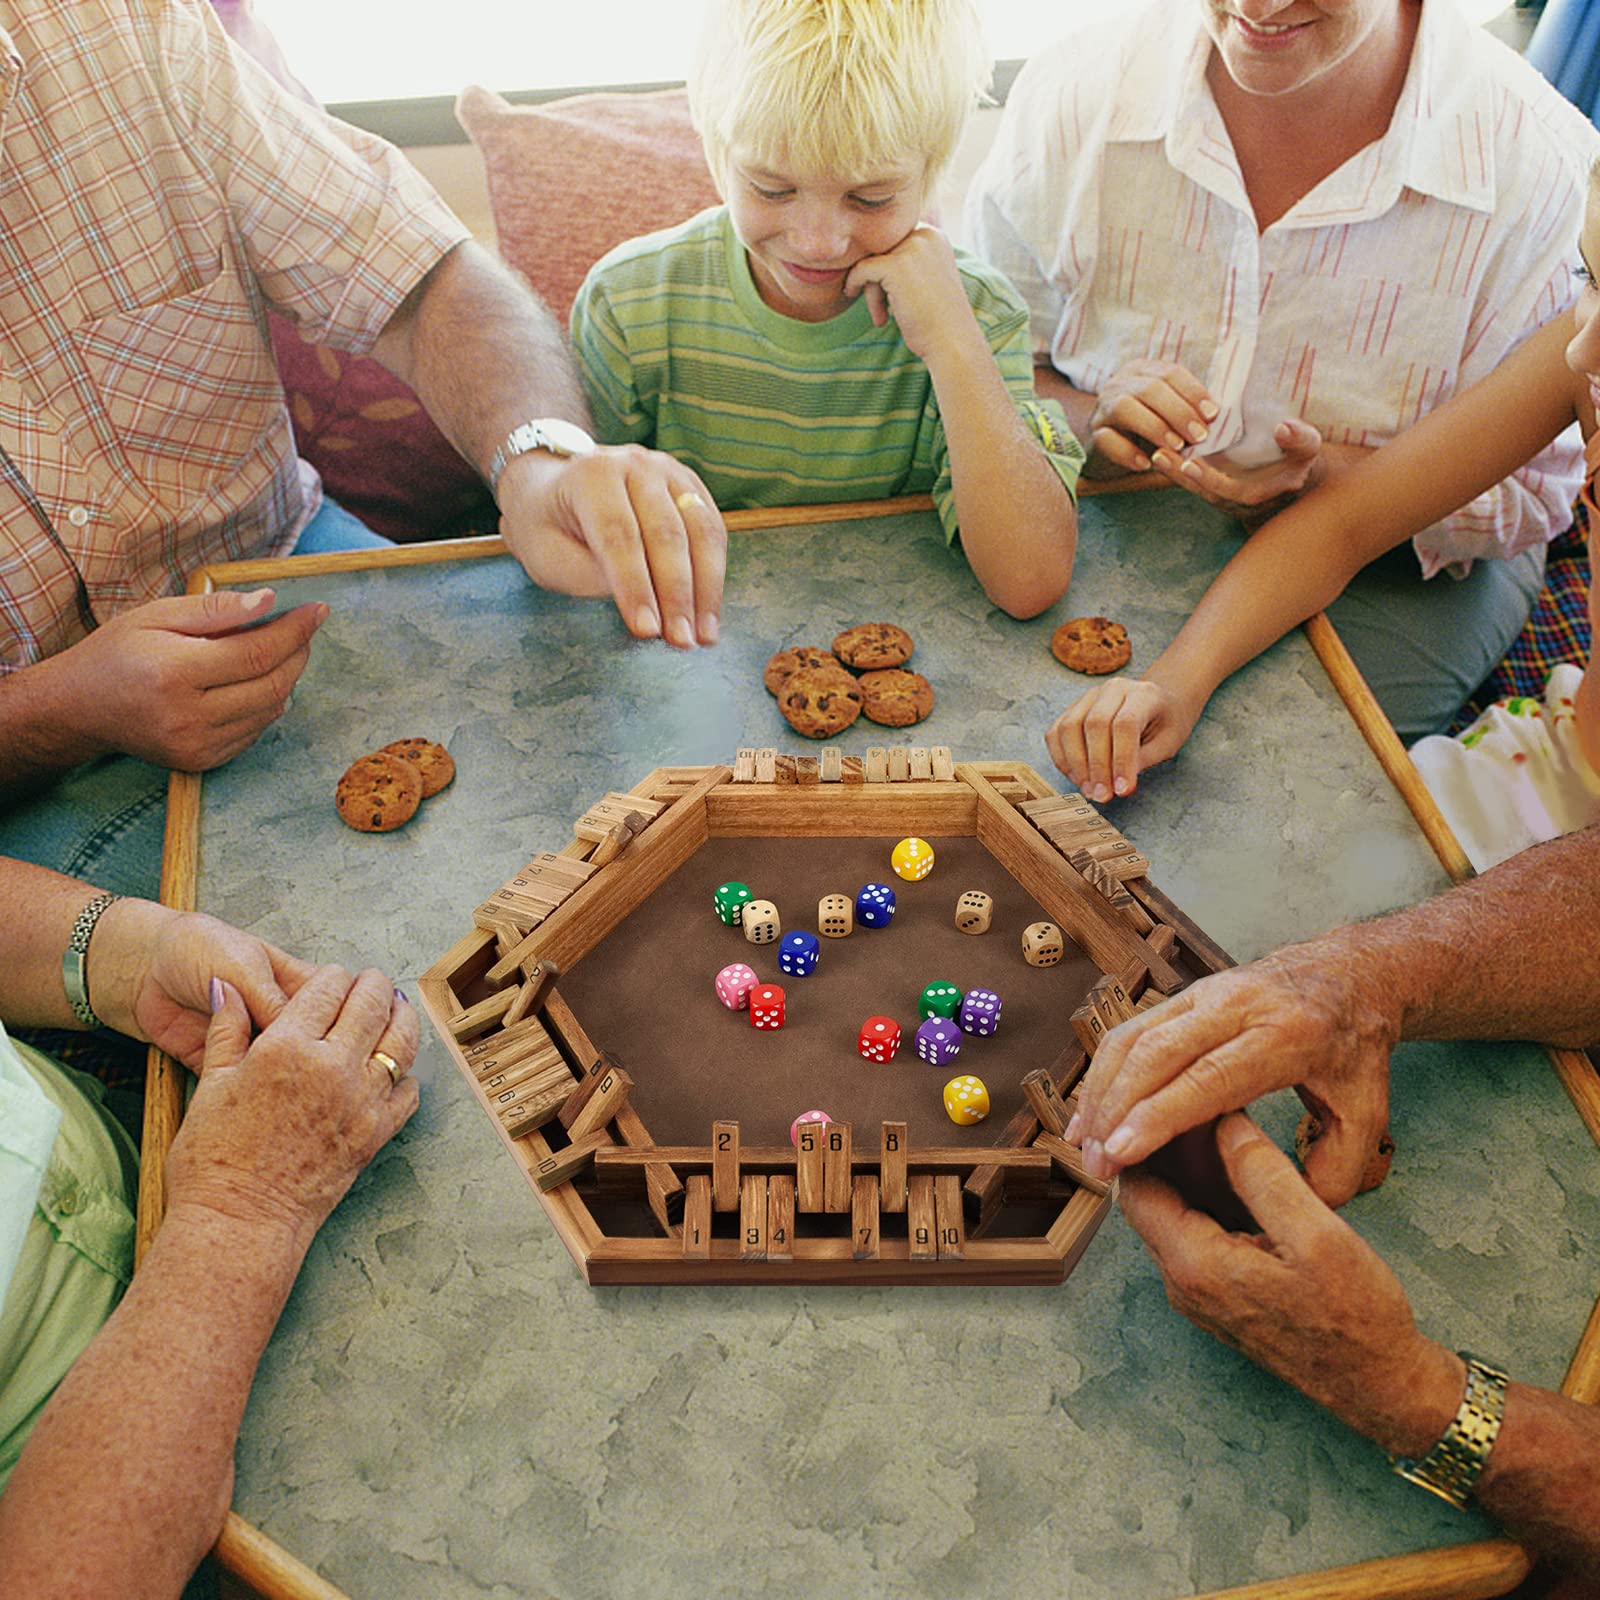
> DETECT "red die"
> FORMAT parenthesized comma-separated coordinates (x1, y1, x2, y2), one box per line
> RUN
(857, 1015, 902, 1062)
(750, 983, 786, 1030)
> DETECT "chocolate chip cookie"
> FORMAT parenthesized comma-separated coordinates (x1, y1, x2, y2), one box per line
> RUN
(763, 645, 849, 696)
(336, 751, 423, 833)
(381, 737, 456, 797)
(832, 621, 914, 671)
(1051, 617, 1132, 675)
(857, 668, 934, 727)
(778, 667, 865, 738)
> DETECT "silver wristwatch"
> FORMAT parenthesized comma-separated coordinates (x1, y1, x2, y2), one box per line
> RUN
(486, 418, 596, 496)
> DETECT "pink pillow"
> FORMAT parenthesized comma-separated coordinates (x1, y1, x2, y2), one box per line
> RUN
(212, 0, 493, 543)
(455, 85, 722, 327)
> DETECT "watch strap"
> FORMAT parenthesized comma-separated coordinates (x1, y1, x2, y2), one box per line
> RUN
(1391, 1352, 1508, 1510)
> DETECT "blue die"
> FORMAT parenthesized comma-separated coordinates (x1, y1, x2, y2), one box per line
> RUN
(778, 930, 821, 976)
(914, 1016, 962, 1066)
(959, 987, 1002, 1037)
(855, 882, 897, 928)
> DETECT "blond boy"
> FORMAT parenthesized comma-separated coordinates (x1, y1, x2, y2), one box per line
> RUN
(571, 0, 1084, 619)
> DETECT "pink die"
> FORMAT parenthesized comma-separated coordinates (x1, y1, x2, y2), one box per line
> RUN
(790, 1108, 832, 1145)
(715, 961, 758, 1010)
(857, 1014, 902, 1062)
(750, 983, 786, 1029)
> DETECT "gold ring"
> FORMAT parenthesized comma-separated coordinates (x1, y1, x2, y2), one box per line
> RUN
(675, 490, 704, 514)
(371, 1050, 403, 1086)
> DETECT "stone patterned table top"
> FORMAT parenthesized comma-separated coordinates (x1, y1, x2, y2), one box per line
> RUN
(183, 492, 1598, 1599)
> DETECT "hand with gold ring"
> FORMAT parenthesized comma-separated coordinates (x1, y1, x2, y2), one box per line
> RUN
(167, 965, 420, 1239)
(494, 443, 726, 651)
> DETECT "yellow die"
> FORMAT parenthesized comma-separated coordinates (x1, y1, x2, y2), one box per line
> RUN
(891, 836, 935, 882)
(942, 1074, 990, 1126)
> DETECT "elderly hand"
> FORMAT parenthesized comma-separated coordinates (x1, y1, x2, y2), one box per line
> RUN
(37, 590, 326, 773)
(165, 965, 419, 1246)
(1069, 938, 1398, 1206)
(1045, 674, 1204, 802)
(496, 445, 726, 650)
(1083, 359, 1222, 476)
(87, 898, 318, 1071)
(1120, 1113, 1463, 1456)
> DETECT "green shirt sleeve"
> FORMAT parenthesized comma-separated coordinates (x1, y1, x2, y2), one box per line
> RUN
(570, 269, 656, 447)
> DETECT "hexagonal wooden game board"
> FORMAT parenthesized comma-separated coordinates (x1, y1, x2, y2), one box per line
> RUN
(418, 746, 1233, 1284)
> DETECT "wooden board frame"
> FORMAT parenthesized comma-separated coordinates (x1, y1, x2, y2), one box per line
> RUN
(134, 506, 1600, 1600)
(417, 752, 1226, 1286)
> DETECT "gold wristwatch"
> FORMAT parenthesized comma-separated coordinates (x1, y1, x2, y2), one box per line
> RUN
(1390, 1352, 1508, 1510)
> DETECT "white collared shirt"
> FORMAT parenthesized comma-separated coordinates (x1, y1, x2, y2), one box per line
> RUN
(963, 0, 1600, 576)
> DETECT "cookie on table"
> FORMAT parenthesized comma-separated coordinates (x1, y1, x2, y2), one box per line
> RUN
(778, 667, 864, 739)
(336, 751, 423, 833)
(1051, 616, 1132, 675)
(857, 668, 934, 727)
(832, 621, 914, 671)
(381, 737, 456, 797)
(763, 644, 848, 696)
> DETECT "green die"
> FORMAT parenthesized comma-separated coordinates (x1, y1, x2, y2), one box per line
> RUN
(919, 980, 963, 1020)
(714, 881, 754, 926)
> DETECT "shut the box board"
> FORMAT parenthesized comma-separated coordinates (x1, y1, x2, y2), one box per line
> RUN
(419, 747, 1232, 1285)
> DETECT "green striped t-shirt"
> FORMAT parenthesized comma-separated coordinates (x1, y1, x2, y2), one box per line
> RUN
(570, 207, 1084, 542)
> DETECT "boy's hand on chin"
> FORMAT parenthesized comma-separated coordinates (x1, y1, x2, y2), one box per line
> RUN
(845, 225, 976, 362)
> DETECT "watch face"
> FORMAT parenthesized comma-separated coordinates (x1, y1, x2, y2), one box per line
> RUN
(538, 418, 596, 457)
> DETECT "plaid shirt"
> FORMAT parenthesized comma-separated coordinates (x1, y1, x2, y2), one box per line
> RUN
(0, 1, 469, 669)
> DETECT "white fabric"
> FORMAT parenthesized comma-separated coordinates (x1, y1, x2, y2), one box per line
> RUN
(1410, 665, 1600, 870)
(962, 0, 1599, 576)
(0, 1021, 61, 1316)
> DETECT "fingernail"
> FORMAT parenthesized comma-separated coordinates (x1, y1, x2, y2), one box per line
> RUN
(667, 615, 696, 649)
(1186, 422, 1207, 443)
(633, 606, 661, 639)
(1064, 1113, 1081, 1144)
(1114, 776, 1132, 796)
(1181, 460, 1203, 480)
(209, 976, 225, 1013)
(1085, 1138, 1106, 1176)
(1105, 1126, 1135, 1161)
(1200, 400, 1220, 420)
(242, 588, 273, 612)
(699, 613, 720, 646)
(1133, 455, 1150, 471)
(1093, 783, 1111, 802)
(1164, 433, 1184, 452)
(394, 987, 408, 1006)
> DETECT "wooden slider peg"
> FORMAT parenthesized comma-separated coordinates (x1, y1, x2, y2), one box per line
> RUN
(767, 1173, 795, 1261)
(1071, 1001, 1106, 1058)
(907, 1174, 937, 1262)
(586, 818, 633, 869)
(740, 1174, 769, 1260)
(1020, 1068, 1069, 1137)
(909, 747, 932, 781)
(448, 984, 518, 1043)
(682, 1174, 712, 1260)
(851, 1174, 881, 1260)
(563, 1065, 633, 1143)
(531, 1132, 609, 1192)
(795, 754, 819, 786)
(888, 745, 910, 781)
(755, 747, 777, 783)
(865, 747, 888, 783)
(820, 747, 842, 783)
(712, 1119, 741, 1211)
(839, 754, 865, 785)
(499, 1081, 571, 1140)
(879, 1120, 908, 1212)
(733, 747, 757, 782)
(1034, 1131, 1110, 1197)
(823, 1121, 853, 1214)
(934, 1174, 966, 1260)
(558, 1050, 616, 1130)
(796, 1118, 825, 1212)
(503, 958, 560, 1027)
(930, 746, 954, 781)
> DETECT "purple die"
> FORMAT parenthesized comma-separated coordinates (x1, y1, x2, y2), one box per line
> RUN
(914, 1016, 962, 1066)
(959, 987, 1002, 1037)
(855, 881, 897, 928)
(778, 930, 821, 976)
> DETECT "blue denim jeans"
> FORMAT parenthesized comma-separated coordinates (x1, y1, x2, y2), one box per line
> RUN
(0, 497, 391, 902)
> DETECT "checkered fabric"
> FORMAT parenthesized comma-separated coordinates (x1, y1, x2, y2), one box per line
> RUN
(1450, 521, 1593, 732)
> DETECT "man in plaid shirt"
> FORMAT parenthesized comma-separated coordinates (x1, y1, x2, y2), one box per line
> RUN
(0, 0, 723, 900)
